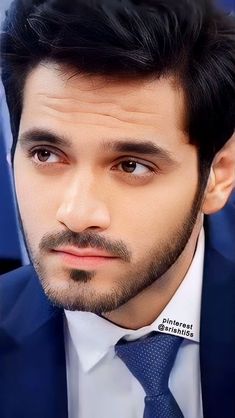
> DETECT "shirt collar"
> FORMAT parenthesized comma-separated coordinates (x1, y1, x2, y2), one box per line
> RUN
(64, 228, 204, 372)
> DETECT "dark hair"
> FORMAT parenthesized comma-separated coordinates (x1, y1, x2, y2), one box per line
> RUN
(1, 0, 235, 177)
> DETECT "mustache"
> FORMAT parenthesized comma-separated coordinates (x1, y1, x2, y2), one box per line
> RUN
(39, 230, 131, 262)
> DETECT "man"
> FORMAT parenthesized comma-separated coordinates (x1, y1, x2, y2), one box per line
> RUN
(0, 1, 235, 417)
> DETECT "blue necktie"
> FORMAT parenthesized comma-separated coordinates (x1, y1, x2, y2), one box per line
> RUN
(115, 332, 183, 418)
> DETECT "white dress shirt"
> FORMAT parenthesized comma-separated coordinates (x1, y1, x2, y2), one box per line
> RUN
(64, 229, 205, 418)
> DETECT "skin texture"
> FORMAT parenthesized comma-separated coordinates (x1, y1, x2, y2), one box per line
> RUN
(14, 62, 235, 329)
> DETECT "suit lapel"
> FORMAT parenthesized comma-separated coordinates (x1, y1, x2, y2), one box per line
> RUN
(0, 267, 68, 418)
(200, 216, 235, 418)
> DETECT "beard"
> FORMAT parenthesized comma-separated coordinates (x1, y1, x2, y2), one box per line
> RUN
(21, 190, 201, 315)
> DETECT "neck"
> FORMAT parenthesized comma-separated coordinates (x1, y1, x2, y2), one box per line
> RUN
(103, 219, 203, 330)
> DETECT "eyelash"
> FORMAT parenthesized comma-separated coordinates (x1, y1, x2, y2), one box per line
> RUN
(27, 147, 157, 177)
(27, 147, 65, 167)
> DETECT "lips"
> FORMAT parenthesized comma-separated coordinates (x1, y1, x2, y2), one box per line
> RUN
(52, 246, 115, 258)
(51, 246, 118, 268)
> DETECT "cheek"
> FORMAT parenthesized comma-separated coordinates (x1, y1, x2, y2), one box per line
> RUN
(13, 155, 58, 239)
(114, 173, 198, 254)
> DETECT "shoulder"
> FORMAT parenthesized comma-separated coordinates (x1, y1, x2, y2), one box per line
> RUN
(0, 265, 38, 316)
(0, 264, 36, 291)
(205, 191, 235, 263)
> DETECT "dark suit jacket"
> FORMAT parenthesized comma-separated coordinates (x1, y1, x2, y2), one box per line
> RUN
(0, 202, 235, 418)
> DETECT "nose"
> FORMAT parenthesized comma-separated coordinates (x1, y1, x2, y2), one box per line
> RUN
(56, 173, 111, 233)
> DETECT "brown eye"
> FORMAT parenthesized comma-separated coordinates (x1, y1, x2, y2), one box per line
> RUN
(117, 160, 151, 175)
(32, 149, 61, 164)
(121, 161, 138, 173)
(36, 150, 52, 162)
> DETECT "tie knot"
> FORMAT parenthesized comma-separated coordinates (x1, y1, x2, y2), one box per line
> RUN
(115, 332, 182, 396)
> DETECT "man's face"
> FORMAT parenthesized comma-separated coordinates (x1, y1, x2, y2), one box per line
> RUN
(14, 63, 200, 313)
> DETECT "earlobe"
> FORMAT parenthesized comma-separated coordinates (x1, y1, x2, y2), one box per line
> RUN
(202, 135, 235, 215)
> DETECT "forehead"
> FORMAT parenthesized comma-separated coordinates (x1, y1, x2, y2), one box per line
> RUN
(20, 62, 188, 150)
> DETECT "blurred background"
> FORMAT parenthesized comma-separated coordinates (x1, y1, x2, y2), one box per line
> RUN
(0, 0, 234, 274)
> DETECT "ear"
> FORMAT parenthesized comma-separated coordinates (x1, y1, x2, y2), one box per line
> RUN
(202, 134, 235, 215)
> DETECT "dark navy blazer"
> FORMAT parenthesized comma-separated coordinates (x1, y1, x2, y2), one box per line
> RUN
(0, 198, 235, 418)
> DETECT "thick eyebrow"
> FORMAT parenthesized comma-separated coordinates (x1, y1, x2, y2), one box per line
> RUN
(18, 128, 177, 165)
(102, 140, 177, 165)
(18, 129, 72, 149)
